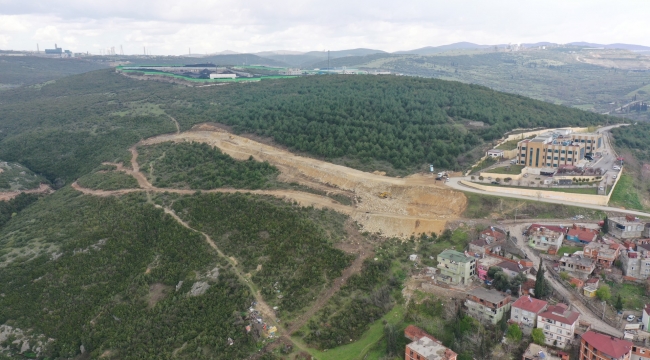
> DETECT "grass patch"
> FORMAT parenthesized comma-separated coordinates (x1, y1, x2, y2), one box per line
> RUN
(496, 139, 522, 151)
(557, 246, 583, 256)
(462, 191, 606, 220)
(484, 165, 524, 175)
(606, 281, 650, 311)
(470, 157, 498, 174)
(609, 173, 644, 210)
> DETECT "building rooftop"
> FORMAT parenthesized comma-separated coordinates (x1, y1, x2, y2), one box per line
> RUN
(497, 260, 530, 274)
(407, 337, 457, 360)
(581, 331, 633, 358)
(529, 224, 566, 235)
(539, 304, 579, 325)
(568, 226, 599, 243)
(512, 295, 548, 314)
(479, 226, 507, 242)
(438, 249, 474, 264)
(404, 325, 437, 342)
(523, 343, 563, 360)
(468, 287, 508, 304)
(610, 215, 641, 224)
(560, 254, 595, 268)
(477, 256, 503, 268)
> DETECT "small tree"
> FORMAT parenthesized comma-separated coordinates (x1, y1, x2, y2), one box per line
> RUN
(559, 271, 570, 281)
(504, 177, 512, 183)
(532, 328, 546, 345)
(615, 294, 624, 312)
(471, 175, 476, 180)
(596, 284, 611, 301)
(534, 260, 549, 299)
(506, 324, 523, 342)
(602, 216, 609, 234)
(479, 176, 484, 181)
(496, 178, 502, 183)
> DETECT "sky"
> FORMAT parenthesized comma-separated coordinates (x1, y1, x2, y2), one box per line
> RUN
(1, 0, 649, 55)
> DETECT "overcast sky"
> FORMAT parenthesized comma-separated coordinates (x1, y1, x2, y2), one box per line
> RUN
(1, 0, 649, 55)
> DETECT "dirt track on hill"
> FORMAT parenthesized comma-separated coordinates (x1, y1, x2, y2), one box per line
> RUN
(134, 124, 467, 238)
(0, 184, 54, 201)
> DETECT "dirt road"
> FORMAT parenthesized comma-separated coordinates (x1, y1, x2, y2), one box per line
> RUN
(0, 184, 53, 201)
(508, 223, 623, 336)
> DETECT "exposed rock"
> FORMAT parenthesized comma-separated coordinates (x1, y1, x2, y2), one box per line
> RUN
(175, 281, 184, 292)
(20, 340, 30, 353)
(80, 345, 86, 354)
(189, 281, 210, 296)
(205, 267, 219, 280)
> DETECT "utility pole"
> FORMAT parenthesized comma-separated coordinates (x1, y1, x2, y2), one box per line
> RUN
(328, 50, 330, 73)
(514, 208, 518, 224)
(37, 43, 39, 53)
(602, 301, 606, 320)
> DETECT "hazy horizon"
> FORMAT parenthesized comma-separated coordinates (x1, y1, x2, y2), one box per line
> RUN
(1, 0, 649, 55)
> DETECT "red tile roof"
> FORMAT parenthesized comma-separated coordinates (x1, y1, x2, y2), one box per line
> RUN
(529, 224, 566, 233)
(512, 295, 548, 314)
(567, 227, 598, 242)
(539, 304, 580, 325)
(581, 331, 633, 358)
(585, 277, 599, 284)
(404, 325, 437, 342)
(480, 227, 506, 241)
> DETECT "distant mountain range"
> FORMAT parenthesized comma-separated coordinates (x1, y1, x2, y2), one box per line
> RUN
(203, 42, 650, 62)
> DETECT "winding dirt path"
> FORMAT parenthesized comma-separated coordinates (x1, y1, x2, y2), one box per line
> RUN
(0, 184, 54, 201)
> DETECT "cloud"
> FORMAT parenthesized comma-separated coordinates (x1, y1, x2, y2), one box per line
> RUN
(0, 0, 649, 54)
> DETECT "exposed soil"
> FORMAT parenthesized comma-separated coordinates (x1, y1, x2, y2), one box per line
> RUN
(147, 283, 171, 308)
(0, 183, 53, 201)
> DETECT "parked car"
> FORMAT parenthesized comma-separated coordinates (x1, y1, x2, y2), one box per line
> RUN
(627, 315, 636, 322)
(613, 166, 621, 170)
(510, 159, 516, 164)
(523, 174, 529, 178)
(613, 175, 618, 179)
(599, 186, 604, 191)
(491, 181, 499, 185)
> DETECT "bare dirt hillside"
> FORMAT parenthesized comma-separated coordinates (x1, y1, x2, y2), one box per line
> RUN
(137, 124, 467, 237)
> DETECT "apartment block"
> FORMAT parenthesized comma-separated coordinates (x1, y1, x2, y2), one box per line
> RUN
(511, 295, 548, 330)
(465, 287, 511, 325)
(621, 243, 650, 280)
(437, 250, 476, 286)
(404, 325, 457, 360)
(559, 253, 596, 279)
(580, 331, 633, 360)
(608, 215, 647, 239)
(537, 304, 579, 349)
(583, 241, 621, 268)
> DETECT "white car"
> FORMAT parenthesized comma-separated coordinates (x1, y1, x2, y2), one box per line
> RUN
(627, 315, 636, 322)
(613, 175, 618, 179)
(613, 166, 621, 170)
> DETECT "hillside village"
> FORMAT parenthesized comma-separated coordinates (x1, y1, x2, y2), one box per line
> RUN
(403, 215, 650, 360)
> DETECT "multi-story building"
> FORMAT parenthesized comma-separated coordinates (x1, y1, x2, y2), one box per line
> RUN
(404, 325, 457, 360)
(559, 253, 596, 278)
(537, 303, 579, 348)
(528, 224, 565, 251)
(642, 304, 650, 331)
(522, 343, 568, 360)
(583, 241, 621, 268)
(437, 250, 476, 286)
(515, 130, 602, 169)
(621, 243, 650, 280)
(608, 215, 646, 239)
(469, 226, 507, 255)
(580, 331, 633, 360)
(511, 295, 548, 330)
(465, 287, 511, 325)
(566, 225, 599, 244)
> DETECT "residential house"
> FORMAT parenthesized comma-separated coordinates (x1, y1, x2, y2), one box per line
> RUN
(621, 244, 650, 280)
(608, 215, 646, 239)
(583, 241, 621, 268)
(469, 227, 507, 255)
(437, 250, 476, 286)
(528, 224, 565, 251)
(580, 331, 633, 360)
(496, 260, 532, 278)
(522, 343, 569, 360)
(404, 325, 457, 360)
(566, 224, 599, 244)
(559, 253, 596, 279)
(537, 303, 580, 349)
(583, 277, 600, 298)
(511, 295, 548, 330)
(642, 304, 650, 331)
(465, 287, 512, 325)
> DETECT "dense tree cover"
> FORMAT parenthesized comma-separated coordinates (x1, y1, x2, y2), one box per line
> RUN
(303, 257, 398, 349)
(534, 261, 550, 299)
(612, 123, 650, 160)
(76, 171, 139, 190)
(166, 75, 615, 171)
(0, 70, 615, 183)
(138, 142, 279, 189)
(0, 56, 108, 86)
(0, 193, 39, 229)
(171, 193, 353, 316)
(0, 162, 46, 190)
(0, 189, 259, 359)
(487, 267, 528, 296)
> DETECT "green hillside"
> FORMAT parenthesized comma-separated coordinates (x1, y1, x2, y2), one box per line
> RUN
(0, 70, 615, 182)
(0, 56, 108, 87)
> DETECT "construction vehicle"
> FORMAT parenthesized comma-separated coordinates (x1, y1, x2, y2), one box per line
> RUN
(378, 192, 391, 199)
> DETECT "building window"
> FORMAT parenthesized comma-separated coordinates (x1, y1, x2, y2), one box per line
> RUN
(554, 149, 559, 153)
(521, 147, 527, 150)
(560, 157, 565, 161)
(546, 163, 551, 166)
(561, 150, 566, 154)
(554, 157, 558, 160)
(553, 164, 558, 167)
(568, 158, 572, 162)
(587, 140, 592, 143)
(547, 156, 551, 159)
(568, 151, 573, 154)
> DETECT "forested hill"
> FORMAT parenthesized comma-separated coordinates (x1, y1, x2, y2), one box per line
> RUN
(0, 69, 616, 182)
(0, 56, 108, 87)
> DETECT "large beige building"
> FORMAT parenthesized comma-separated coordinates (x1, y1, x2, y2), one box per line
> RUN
(437, 250, 476, 286)
(515, 130, 603, 169)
